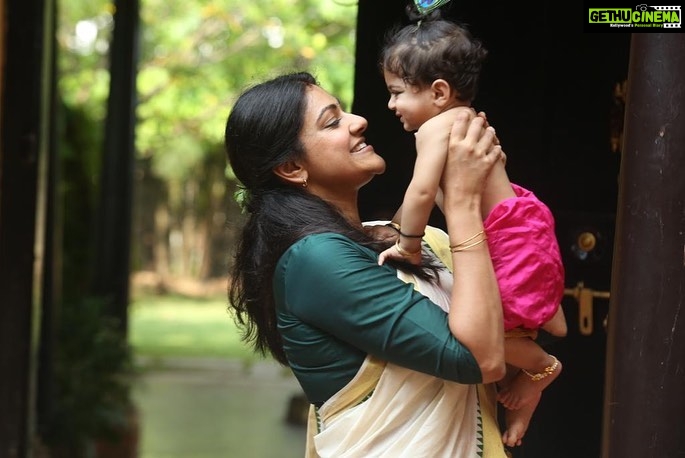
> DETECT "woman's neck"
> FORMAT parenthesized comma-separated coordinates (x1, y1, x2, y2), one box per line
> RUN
(326, 196, 363, 228)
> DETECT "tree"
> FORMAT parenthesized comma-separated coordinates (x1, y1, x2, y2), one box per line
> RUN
(57, 0, 358, 283)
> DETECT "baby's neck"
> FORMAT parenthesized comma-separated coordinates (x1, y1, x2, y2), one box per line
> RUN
(443, 100, 471, 112)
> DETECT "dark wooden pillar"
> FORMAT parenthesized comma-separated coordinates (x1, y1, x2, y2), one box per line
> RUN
(0, 0, 55, 455)
(91, 0, 140, 330)
(36, 0, 61, 440)
(602, 33, 685, 458)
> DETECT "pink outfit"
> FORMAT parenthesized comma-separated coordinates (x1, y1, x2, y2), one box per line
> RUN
(484, 184, 565, 331)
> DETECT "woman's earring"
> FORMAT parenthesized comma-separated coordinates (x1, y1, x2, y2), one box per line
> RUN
(302, 178, 308, 188)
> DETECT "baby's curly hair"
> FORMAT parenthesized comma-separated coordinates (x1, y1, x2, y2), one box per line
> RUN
(380, 16, 488, 103)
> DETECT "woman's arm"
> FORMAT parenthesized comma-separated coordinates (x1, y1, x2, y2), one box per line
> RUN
(441, 112, 506, 383)
(278, 233, 484, 384)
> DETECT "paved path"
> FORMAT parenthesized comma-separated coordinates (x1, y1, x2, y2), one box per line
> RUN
(134, 357, 306, 458)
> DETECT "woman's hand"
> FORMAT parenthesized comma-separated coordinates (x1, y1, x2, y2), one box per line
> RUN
(415, 106, 477, 152)
(440, 112, 502, 207)
(440, 112, 506, 383)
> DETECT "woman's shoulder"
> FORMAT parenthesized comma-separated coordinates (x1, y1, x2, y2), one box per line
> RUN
(290, 232, 359, 251)
(275, 232, 393, 304)
(280, 232, 374, 269)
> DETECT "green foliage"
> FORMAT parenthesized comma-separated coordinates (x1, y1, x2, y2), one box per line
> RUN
(59, 102, 103, 300)
(57, 0, 357, 277)
(136, 0, 357, 183)
(43, 297, 137, 456)
(59, 0, 356, 182)
(57, 0, 113, 117)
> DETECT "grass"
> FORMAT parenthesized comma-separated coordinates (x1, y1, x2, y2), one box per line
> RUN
(129, 293, 261, 362)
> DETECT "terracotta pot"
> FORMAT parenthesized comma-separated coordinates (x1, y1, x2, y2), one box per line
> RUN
(95, 407, 140, 458)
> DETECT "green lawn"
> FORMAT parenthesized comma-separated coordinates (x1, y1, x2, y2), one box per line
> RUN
(129, 294, 261, 362)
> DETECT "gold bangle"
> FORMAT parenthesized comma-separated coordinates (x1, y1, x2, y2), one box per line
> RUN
(450, 237, 487, 252)
(449, 230, 485, 249)
(385, 222, 401, 232)
(395, 239, 421, 257)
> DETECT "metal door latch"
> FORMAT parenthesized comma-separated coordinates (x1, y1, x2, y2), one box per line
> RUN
(563, 281, 611, 335)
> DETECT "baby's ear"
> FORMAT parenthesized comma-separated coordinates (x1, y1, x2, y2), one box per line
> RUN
(431, 79, 455, 106)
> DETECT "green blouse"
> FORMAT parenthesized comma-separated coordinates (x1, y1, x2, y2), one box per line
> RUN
(274, 232, 481, 405)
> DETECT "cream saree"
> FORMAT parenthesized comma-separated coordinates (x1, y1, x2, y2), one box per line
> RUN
(304, 225, 506, 458)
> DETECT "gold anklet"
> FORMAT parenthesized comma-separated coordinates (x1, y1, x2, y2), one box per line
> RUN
(522, 355, 559, 381)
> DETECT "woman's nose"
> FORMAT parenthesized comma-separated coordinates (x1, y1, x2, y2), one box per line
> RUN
(350, 114, 368, 133)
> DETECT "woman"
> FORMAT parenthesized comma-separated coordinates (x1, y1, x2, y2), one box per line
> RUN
(225, 72, 506, 457)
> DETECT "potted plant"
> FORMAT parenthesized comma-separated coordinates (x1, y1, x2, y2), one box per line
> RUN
(43, 297, 139, 458)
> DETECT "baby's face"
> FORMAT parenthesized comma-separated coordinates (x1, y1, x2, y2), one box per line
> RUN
(384, 70, 440, 132)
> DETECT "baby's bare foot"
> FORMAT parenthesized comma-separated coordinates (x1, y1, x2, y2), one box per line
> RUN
(502, 392, 541, 447)
(498, 355, 561, 410)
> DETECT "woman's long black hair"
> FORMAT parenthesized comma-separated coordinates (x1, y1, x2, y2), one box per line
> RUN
(225, 72, 435, 365)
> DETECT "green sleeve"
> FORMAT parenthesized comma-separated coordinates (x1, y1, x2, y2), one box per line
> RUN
(274, 233, 482, 385)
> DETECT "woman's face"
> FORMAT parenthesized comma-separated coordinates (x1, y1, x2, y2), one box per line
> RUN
(298, 85, 386, 200)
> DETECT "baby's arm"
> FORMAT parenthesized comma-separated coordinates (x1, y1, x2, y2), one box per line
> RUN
(378, 152, 444, 265)
(379, 110, 467, 266)
(403, 115, 453, 229)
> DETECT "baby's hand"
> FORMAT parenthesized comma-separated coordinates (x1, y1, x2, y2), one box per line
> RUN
(378, 244, 422, 266)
